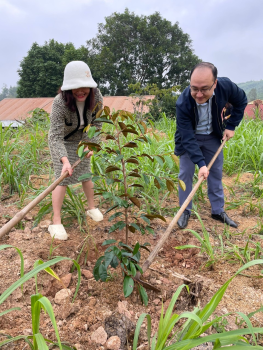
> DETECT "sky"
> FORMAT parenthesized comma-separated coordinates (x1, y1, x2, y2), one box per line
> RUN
(0, 0, 262, 89)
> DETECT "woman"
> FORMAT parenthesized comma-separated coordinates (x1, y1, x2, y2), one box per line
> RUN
(48, 61, 103, 240)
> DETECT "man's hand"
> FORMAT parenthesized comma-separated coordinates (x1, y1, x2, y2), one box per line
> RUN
(222, 129, 235, 141)
(198, 166, 209, 180)
(84, 147, 93, 158)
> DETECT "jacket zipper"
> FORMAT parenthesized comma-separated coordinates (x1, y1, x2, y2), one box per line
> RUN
(214, 95, 223, 134)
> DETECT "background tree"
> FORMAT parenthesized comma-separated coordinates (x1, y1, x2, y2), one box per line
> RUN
(247, 87, 258, 102)
(0, 84, 17, 101)
(17, 40, 89, 97)
(87, 9, 200, 95)
(129, 82, 180, 119)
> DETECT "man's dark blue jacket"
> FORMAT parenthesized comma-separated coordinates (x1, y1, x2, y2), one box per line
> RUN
(174, 77, 247, 168)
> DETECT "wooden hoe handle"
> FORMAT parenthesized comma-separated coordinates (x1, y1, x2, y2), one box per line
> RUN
(0, 159, 82, 239)
(139, 138, 227, 275)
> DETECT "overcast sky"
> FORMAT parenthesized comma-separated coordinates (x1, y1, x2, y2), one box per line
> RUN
(0, 0, 262, 89)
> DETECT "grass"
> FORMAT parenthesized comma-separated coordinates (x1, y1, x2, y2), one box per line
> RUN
(0, 245, 81, 349)
(133, 260, 263, 350)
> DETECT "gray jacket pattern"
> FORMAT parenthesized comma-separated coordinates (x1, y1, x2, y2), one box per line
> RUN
(48, 89, 103, 161)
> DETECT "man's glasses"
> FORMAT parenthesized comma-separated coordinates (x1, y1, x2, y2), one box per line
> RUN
(190, 82, 215, 94)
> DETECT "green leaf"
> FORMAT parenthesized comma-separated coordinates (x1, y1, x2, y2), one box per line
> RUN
(130, 223, 141, 232)
(0, 257, 81, 305)
(109, 212, 124, 221)
(95, 117, 113, 124)
(139, 285, 148, 306)
(105, 204, 119, 214)
(119, 242, 134, 252)
(77, 144, 84, 158)
(0, 307, 21, 317)
(98, 263, 108, 282)
(115, 154, 124, 162)
(133, 242, 140, 255)
(133, 313, 152, 350)
(138, 123, 145, 135)
(102, 239, 117, 246)
(143, 174, 150, 185)
(154, 176, 163, 189)
(175, 245, 200, 250)
(34, 334, 49, 349)
(128, 225, 136, 233)
(110, 256, 119, 268)
(93, 256, 105, 281)
(153, 155, 164, 167)
(164, 155, 174, 169)
(104, 251, 115, 269)
(135, 264, 143, 274)
(88, 126, 96, 139)
(123, 276, 134, 297)
(140, 216, 151, 225)
(109, 221, 126, 233)
(145, 226, 155, 235)
(113, 246, 122, 260)
(129, 262, 137, 277)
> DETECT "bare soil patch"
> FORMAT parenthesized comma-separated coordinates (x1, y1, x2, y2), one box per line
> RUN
(0, 172, 263, 349)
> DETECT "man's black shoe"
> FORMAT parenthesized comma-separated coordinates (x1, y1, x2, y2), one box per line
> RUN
(177, 211, 190, 229)
(211, 211, 238, 228)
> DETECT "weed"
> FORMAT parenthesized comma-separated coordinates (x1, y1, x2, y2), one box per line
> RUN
(175, 211, 216, 267)
(133, 260, 263, 350)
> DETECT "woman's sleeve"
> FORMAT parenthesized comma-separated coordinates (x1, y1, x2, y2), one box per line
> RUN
(48, 96, 68, 161)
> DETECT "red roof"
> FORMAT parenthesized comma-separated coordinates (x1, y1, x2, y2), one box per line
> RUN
(0, 95, 154, 121)
(244, 102, 263, 119)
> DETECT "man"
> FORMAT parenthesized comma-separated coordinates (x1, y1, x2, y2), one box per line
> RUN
(174, 62, 247, 229)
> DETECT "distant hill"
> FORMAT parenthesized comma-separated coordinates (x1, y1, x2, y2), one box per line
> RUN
(237, 80, 263, 101)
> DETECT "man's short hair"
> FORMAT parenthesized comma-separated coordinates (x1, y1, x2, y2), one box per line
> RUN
(190, 62, 218, 81)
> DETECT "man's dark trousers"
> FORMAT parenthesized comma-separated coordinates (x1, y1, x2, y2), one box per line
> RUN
(178, 133, 224, 215)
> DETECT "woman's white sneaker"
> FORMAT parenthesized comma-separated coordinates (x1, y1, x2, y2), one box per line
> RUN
(48, 224, 68, 240)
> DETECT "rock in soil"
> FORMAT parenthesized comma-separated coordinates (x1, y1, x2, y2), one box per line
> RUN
(105, 336, 121, 350)
(91, 326, 108, 345)
(104, 312, 135, 348)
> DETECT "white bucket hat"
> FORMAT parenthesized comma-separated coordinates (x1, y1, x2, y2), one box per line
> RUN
(61, 61, 97, 91)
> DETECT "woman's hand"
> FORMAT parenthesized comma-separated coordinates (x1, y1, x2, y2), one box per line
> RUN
(61, 157, 73, 176)
(84, 147, 93, 158)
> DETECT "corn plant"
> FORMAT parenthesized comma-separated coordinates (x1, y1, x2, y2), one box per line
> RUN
(0, 245, 81, 349)
(223, 235, 263, 265)
(133, 260, 263, 350)
(175, 211, 216, 267)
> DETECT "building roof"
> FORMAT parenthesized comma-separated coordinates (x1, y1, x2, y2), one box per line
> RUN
(244, 100, 263, 119)
(0, 95, 154, 121)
